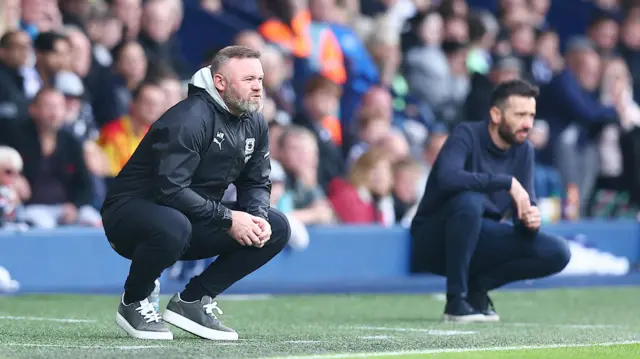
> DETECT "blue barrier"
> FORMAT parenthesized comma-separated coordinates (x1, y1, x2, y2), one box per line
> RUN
(0, 220, 639, 294)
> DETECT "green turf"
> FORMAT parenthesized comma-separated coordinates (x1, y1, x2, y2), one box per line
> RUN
(0, 287, 639, 358)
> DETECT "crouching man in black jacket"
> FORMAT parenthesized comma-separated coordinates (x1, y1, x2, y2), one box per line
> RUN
(101, 46, 291, 341)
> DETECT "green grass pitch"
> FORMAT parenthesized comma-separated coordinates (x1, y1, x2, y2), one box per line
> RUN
(1, 287, 640, 358)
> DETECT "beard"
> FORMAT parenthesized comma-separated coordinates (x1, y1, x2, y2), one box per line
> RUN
(498, 121, 528, 145)
(222, 84, 263, 115)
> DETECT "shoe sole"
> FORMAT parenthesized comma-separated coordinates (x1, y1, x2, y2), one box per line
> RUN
(443, 313, 491, 323)
(163, 309, 239, 341)
(116, 312, 173, 340)
(483, 313, 500, 322)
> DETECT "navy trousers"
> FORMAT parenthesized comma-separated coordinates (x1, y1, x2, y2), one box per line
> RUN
(410, 192, 571, 295)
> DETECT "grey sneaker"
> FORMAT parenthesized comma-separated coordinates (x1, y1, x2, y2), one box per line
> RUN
(116, 295, 173, 340)
(163, 294, 238, 340)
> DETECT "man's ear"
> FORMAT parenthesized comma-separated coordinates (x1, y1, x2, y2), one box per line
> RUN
(489, 106, 502, 125)
(213, 73, 226, 92)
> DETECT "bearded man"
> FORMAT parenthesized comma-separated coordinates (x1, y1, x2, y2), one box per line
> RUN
(409, 79, 571, 323)
(101, 46, 290, 340)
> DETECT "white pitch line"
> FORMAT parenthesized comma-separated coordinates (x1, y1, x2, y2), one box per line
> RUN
(262, 340, 640, 359)
(351, 326, 476, 335)
(217, 294, 274, 301)
(0, 316, 96, 323)
(1, 343, 163, 350)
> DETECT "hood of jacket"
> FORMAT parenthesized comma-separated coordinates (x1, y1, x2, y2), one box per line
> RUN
(188, 66, 231, 114)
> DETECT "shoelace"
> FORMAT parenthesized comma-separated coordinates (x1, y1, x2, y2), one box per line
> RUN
(203, 301, 224, 318)
(135, 300, 162, 323)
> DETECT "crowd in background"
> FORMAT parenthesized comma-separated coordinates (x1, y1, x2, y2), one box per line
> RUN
(0, 0, 639, 243)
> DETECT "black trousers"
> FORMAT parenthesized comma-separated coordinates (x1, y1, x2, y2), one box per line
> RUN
(410, 192, 571, 296)
(102, 198, 291, 302)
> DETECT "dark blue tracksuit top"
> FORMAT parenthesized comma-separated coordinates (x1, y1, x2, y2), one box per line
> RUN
(414, 120, 536, 222)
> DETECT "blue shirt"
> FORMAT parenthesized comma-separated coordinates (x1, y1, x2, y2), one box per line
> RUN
(415, 121, 535, 221)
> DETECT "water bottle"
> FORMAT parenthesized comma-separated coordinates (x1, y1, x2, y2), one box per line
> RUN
(150, 279, 161, 313)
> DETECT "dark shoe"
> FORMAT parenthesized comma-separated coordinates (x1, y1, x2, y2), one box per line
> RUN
(443, 297, 487, 323)
(116, 294, 173, 340)
(163, 294, 238, 340)
(468, 291, 500, 322)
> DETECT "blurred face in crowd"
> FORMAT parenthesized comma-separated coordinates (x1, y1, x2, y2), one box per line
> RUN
(490, 66, 520, 85)
(368, 158, 393, 196)
(66, 28, 92, 78)
(0, 31, 31, 69)
(142, 0, 174, 44)
(529, 0, 550, 16)
(620, 18, 640, 50)
(359, 116, 390, 145)
(262, 96, 277, 123)
(536, 30, 559, 64)
(310, 0, 337, 22)
(304, 87, 339, 119)
(575, 50, 602, 91)
(131, 85, 166, 126)
(115, 42, 148, 86)
(30, 90, 66, 131)
(502, 5, 531, 28)
(158, 78, 184, 111)
(281, 132, 318, 176)
(37, 37, 70, 74)
(589, 18, 619, 52)
(491, 95, 536, 145)
(420, 12, 444, 46)
(510, 25, 535, 56)
(111, 0, 142, 39)
(261, 48, 286, 89)
(445, 17, 469, 42)
(361, 87, 393, 119)
(215, 57, 264, 115)
(234, 31, 265, 52)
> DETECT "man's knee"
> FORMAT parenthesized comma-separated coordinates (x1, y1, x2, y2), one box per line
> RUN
(153, 209, 193, 259)
(446, 191, 485, 219)
(535, 233, 572, 274)
(266, 207, 291, 249)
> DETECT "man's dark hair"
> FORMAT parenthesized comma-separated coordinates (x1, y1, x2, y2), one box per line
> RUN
(210, 46, 261, 73)
(132, 81, 160, 101)
(0, 31, 22, 48)
(33, 31, 68, 52)
(489, 79, 539, 109)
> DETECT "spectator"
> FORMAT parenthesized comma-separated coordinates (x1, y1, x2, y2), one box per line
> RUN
(348, 105, 393, 166)
(618, 10, 640, 104)
(278, 125, 335, 226)
(33, 31, 70, 93)
(294, 75, 345, 191)
(233, 30, 266, 52)
(111, 40, 148, 118)
(269, 159, 309, 251)
(0, 145, 29, 228)
(532, 28, 563, 85)
(328, 147, 395, 225)
(0, 88, 100, 228)
(98, 82, 165, 177)
(392, 156, 423, 226)
(590, 56, 640, 216)
(466, 10, 499, 75)
(138, 0, 190, 79)
(259, 44, 296, 118)
(0, 0, 21, 37)
(108, 0, 142, 41)
(586, 11, 620, 57)
(0, 30, 32, 122)
(85, 8, 124, 68)
(537, 38, 619, 217)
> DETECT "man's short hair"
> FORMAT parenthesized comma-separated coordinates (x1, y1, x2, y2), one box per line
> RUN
(304, 75, 342, 97)
(0, 31, 22, 48)
(209, 45, 261, 73)
(489, 79, 539, 109)
(33, 31, 68, 53)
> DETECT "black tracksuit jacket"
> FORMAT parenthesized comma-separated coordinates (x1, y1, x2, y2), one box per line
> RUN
(101, 84, 271, 229)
